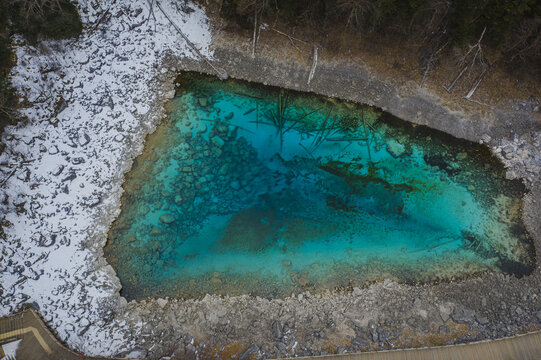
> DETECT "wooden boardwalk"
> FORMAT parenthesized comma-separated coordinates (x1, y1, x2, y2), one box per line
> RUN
(0, 309, 124, 360)
(1, 309, 540, 359)
(289, 331, 541, 360)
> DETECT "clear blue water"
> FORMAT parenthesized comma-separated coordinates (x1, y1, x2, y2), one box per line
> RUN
(105, 73, 534, 300)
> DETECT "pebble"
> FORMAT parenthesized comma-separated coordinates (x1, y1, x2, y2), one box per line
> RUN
(475, 315, 489, 325)
(480, 134, 492, 144)
(231, 180, 240, 190)
(78, 133, 91, 146)
(502, 144, 515, 159)
(48, 145, 59, 154)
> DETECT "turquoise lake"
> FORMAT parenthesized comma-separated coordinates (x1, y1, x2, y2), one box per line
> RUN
(105, 73, 535, 300)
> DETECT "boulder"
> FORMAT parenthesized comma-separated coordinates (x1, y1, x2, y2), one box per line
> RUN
(352, 337, 370, 348)
(272, 322, 283, 339)
(239, 344, 259, 360)
(502, 144, 515, 159)
(451, 306, 475, 324)
(159, 214, 176, 224)
(475, 314, 489, 325)
(386, 139, 406, 158)
(212, 136, 225, 148)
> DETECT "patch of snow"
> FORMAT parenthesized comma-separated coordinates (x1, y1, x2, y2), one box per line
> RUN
(1, 340, 22, 360)
(0, 0, 212, 356)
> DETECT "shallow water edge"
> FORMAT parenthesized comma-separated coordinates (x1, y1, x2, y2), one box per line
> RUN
(96, 42, 541, 358)
(104, 71, 535, 301)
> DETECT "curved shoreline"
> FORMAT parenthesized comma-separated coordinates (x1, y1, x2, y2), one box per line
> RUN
(108, 28, 541, 358)
(0, 1, 540, 358)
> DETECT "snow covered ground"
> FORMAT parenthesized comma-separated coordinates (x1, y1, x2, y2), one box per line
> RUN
(0, 0, 212, 355)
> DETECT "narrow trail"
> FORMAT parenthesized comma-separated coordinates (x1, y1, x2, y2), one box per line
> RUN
(285, 331, 541, 360)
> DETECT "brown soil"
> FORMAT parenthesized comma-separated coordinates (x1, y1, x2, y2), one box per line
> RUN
(202, 3, 540, 122)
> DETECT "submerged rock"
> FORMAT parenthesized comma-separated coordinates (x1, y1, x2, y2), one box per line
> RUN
(386, 139, 406, 158)
(212, 136, 225, 148)
(159, 214, 176, 224)
(198, 97, 208, 107)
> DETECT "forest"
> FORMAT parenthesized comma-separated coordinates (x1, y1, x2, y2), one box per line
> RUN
(0, 0, 81, 137)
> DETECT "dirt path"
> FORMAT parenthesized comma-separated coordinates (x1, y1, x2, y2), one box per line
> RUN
(286, 331, 541, 360)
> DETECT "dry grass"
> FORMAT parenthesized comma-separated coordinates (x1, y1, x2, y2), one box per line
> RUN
(204, 2, 540, 120)
(395, 322, 477, 348)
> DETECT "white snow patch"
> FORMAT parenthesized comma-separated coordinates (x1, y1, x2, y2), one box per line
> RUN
(1, 340, 21, 360)
(0, 0, 212, 356)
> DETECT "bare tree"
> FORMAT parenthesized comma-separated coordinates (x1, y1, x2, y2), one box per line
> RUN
(443, 27, 490, 99)
(236, 0, 271, 57)
(336, 0, 376, 31)
(8, 0, 62, 24)
(504, 17, 541, 64)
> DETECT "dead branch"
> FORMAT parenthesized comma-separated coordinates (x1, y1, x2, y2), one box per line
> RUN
(256, 22, 264, 52)
(0, 168, 17, 187)
(251, 7, 258, 58)
(307, 45, 318, 85)
(337, 0, 376, 31)
(443, 65, 468, 92)
(444, 27, 488, 93)
(464, 97, 493, 108)
(271, 28, 308, 44)
(465, 66, 488, 99)
(461, 27, 486, 66)
(270, 28, 308, 54)
(145, 0, 157, 30)
(420, 41, 447, 87)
